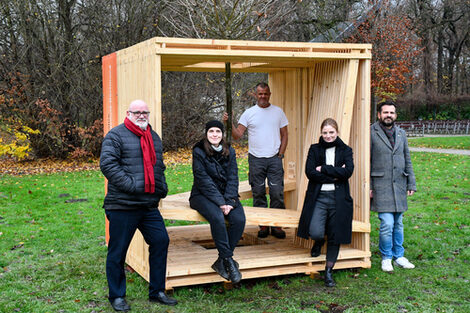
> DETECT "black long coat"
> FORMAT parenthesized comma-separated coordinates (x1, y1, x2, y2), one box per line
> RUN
(297, 137, 354, 244)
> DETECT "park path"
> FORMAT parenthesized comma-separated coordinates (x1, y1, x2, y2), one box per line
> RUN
(409, 147, 470, 155)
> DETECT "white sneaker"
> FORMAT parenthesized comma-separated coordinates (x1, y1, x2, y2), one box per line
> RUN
(395, 257, 415, 269)
(381, 259, 393, 272)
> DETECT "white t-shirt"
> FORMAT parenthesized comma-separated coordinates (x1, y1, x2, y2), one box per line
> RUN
(321, 147, 335, 191)
(238, 104, 288, 158)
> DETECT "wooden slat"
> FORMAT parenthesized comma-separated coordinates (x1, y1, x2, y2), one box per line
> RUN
(165, 179, 296, 202)
(155, 36, 372, 51)
(338, 59, 359, 144)
(165, 257, 370, 288)
(160, 201, 370, 232)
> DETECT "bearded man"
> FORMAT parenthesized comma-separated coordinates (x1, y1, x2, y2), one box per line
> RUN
(100, 99, 177, 311)
(370, 100, 417, 272)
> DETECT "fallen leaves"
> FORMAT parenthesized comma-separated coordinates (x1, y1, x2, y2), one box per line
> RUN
(0, 158, 99, 176)
(0, 143, 249, 175)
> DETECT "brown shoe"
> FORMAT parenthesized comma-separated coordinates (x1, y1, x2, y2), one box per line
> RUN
(271, 227, 286, 239)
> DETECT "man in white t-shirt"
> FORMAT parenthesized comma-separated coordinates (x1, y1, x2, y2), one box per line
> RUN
(224, 82, 288, 239)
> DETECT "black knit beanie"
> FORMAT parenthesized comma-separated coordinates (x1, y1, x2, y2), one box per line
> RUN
(205, 120, 224, 134)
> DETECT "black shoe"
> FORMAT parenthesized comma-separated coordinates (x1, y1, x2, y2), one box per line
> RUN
(258, 226, 269, 238)
(223, 257, 242, 284)
(310, 240, 324, 257)
(109, 297, 130, 312)
(149, 291, 178, 306)
(324, 267, 336, 287)
(271, 227, 286, 239)
(212, 257, 229, 280)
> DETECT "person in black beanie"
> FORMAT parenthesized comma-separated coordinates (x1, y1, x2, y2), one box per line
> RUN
(189, 120, 246, 283)
(297, 118, 354, 287)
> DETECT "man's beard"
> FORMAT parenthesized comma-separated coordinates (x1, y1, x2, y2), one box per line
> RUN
(379, 117, 395, 127)
(134, 119, 148, 130)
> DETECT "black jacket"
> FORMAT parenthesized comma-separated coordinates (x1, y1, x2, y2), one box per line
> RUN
(297, 137, 354, 244)
(189, 140, 240, 207)
(100, 123, 168, 210)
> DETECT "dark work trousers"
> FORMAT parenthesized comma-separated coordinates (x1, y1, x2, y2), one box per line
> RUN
(190, 195, 246, 258)
(309, 191, 340, 264)
(105, 208, 169, 300)
(248, 153, 285, 209)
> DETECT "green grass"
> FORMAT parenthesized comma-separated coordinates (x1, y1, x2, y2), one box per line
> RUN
(1, 144, 469, 312)
(408, 135, 470, 149)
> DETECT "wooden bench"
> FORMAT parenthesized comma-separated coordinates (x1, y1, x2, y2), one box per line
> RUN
(161, 199, 370, 232)
(165, 179, 297, 202)
(162, 179, 370, 232)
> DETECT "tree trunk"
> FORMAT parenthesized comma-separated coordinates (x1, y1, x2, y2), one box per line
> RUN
(225, 62, 232, 144)
(437, 31, 443, 94)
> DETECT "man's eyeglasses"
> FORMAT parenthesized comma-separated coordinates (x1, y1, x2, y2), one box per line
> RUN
(129, 111, 150, 117)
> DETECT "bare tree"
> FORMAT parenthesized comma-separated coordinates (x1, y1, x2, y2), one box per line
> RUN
(406, 0, 470, 96)
(0, 0, 164, 157)
(158, 0, 300, 142)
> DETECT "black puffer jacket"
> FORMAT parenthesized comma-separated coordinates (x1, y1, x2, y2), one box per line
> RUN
(100, 123, 168, 210)
(189, 140, 240, 207)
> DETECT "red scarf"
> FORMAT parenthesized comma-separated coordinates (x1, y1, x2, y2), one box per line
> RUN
(124, 118, 156, 193)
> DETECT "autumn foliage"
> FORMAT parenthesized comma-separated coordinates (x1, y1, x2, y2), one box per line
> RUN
(345, 6, 422, 99)
(0, 73, 103, 160)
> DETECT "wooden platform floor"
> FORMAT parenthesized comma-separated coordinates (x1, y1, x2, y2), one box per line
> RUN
(160, 225, 371, 288)
(125, 181, 371, 289)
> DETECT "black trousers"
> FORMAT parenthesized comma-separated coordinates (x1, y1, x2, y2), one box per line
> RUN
(309, 191, 340, 264)
(248, 153, 285, 209)
(105, 209, 169, 300)
(190, 195, 246, 258)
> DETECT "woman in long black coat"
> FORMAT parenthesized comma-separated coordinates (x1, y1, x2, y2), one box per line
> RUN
(189, 120, 246, 284)
(297, 118, 354, 287)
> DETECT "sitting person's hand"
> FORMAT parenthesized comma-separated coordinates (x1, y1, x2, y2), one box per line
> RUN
(220, 205, 233, 215)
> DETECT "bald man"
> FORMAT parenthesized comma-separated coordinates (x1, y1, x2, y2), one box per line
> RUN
(100, 100, 177, 311)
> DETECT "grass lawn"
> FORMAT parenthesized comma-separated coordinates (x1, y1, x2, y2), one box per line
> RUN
(408, 135, 470, 150)
(1, 141, 469, 312)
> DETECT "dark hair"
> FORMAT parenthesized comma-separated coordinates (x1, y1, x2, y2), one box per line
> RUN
(203, 137, 230, 157)
(377, 100, 397, 113)
(255, 82, 270, 91)
(320, 118, 339, 132)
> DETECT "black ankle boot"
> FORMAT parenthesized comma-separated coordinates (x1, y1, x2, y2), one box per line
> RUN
(310, 240, 324, 257)
(212, 257, 229, 280)
(324, 266, 336, 287)
(223, 257, 242, 284)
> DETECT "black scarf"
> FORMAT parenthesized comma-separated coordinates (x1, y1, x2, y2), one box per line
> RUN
(319, 136, 340, 148)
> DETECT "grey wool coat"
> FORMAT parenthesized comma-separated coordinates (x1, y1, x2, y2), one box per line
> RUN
(370, 122, 416, 213)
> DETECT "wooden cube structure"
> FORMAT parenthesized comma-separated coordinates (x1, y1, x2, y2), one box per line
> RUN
(102, 37, 372, 289)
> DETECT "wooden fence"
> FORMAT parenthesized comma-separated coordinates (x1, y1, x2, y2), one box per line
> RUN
(396, 120, 470, 137)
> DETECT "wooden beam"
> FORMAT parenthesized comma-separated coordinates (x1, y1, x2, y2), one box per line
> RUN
(160, 200, 370, 232)
(339, 59, 359, 144)
(164, 179, 296, 203)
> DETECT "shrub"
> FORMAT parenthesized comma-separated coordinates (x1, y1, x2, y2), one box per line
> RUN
(396, 94, 470, 120)
(0, 117, 40, 160)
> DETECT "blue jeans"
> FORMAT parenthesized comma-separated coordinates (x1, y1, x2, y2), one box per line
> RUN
(378, 212, 404, 260)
